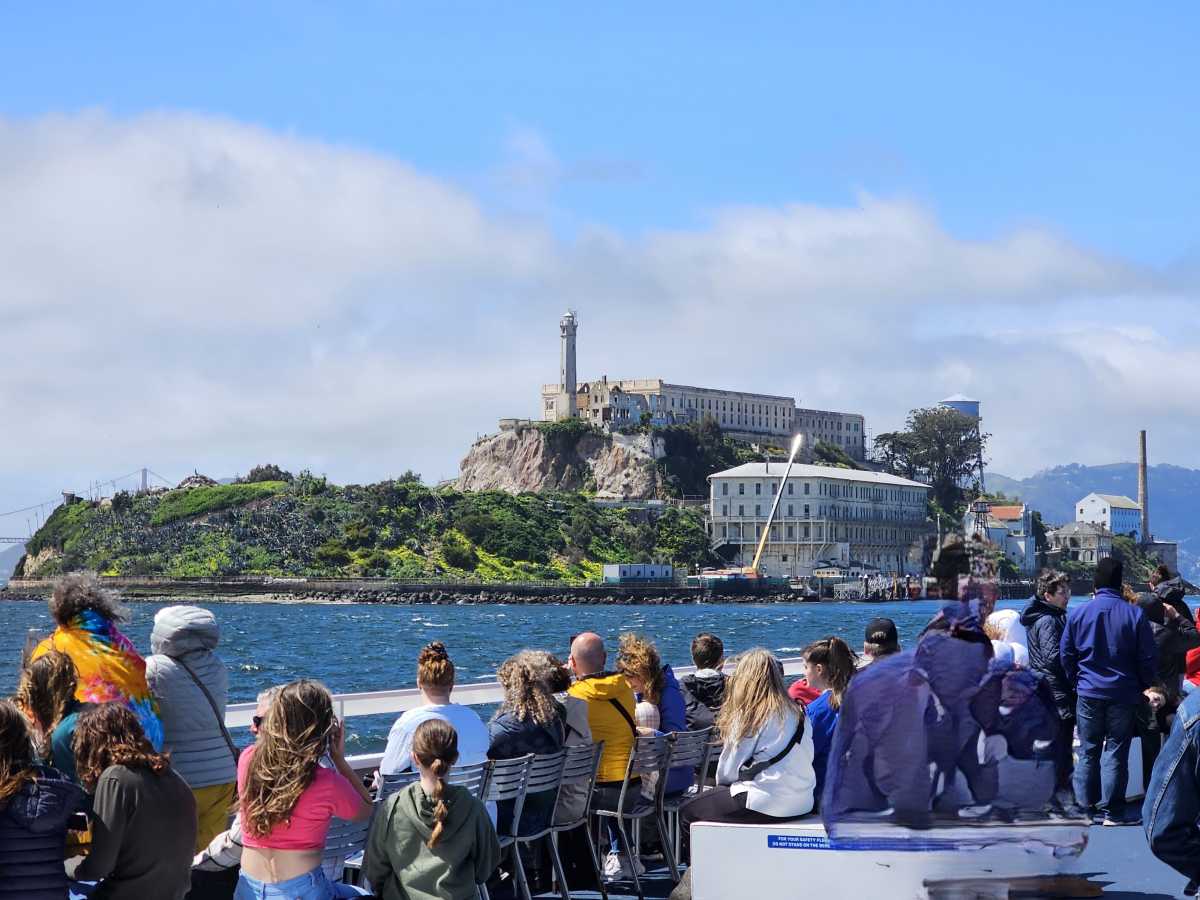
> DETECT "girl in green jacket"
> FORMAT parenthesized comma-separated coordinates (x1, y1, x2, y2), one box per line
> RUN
(365, 718, 501, 900)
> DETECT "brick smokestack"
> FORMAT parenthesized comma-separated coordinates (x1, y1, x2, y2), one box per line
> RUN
(1139, 430, 1151, 544)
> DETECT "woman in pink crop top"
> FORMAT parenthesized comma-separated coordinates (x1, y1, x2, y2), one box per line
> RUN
(235, 680, 372, 899)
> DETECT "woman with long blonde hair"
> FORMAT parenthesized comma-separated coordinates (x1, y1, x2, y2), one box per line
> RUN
(676, 648, 815, 862)
(617, 632, 691, 794)
(236, 680, 372, 900)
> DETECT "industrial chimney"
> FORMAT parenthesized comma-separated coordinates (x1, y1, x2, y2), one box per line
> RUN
(1138, 430, 1151, 544)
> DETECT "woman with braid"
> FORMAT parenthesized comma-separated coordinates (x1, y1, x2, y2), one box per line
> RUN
(365, 718, 500, 900)
(800, 636, 857, 802)
(235, 679, 372, 900)
(13, 649, 92, 782)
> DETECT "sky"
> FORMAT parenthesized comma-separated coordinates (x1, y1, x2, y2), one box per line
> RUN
(1, 3, 1198, 534)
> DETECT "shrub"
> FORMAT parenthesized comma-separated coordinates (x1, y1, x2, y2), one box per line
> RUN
(315, 539, 351, 567)
(242, 464, 294, 483)
(150, 482, 287, 526)
(441, 531, 478, 570)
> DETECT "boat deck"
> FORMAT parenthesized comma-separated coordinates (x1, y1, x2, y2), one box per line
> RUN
(567, 825, 1187, 899)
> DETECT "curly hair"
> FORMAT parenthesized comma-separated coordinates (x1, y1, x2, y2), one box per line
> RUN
(49, 573, 128, 626)
(716, 648, 794, 746)
(0, 700, 37, 810)
(74, 702, 171, 791)
(495, 650, 558, 726)
(616, 633, 665, 705)
(241, 679, 335, 839)
(13, 651, 78, 759)
(412, 718, 459, 849)
(417, 641, 455, 690)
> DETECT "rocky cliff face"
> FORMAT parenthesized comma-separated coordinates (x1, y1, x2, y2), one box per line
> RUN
(457, 427, 665, 499)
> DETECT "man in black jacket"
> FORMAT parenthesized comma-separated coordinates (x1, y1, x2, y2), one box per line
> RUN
(1021, 570, 1074, 798)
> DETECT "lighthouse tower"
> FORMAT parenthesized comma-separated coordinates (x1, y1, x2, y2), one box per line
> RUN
(558, 310, 578, 420)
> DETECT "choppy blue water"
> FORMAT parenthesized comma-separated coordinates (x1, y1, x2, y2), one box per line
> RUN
(0, 597, 1039, 754)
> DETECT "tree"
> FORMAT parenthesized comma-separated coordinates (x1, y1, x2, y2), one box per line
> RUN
(242, 464, 294, 483)
(875, 406, 988, 516)
(812, 441, 859, 470)
(110, 491, 133, 515)
(441, 531, 478, 570)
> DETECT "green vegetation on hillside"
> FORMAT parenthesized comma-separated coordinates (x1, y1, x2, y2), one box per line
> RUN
(19, 468, 718, 583)
(151, 482, 288, 525)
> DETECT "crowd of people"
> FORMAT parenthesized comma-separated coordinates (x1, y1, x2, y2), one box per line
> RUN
(4, 556, 1200, 899)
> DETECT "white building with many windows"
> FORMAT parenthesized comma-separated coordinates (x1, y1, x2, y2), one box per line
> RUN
(708, 462, 931, 577)
(1076, 493, 1142, 540)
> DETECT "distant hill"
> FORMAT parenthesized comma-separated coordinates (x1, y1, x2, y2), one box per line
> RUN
(0, 543, 25, 585)
(987, 463, 1200, 580)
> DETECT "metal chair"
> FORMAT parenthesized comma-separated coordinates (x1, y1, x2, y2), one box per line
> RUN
(479, 754, 535, 900)
(658, 727, 715, 880)
(548, 741, 607, 900)
(379, 760, 491, 801)
(592, 733, 673, 900)
(321, 798, 379, 889)
(510, 750, 568, 900)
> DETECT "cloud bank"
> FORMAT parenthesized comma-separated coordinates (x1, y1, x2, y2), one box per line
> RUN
(1, 110, 1196, 513)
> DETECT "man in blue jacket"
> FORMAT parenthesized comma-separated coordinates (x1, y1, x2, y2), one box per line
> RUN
(1061, 557, 1156, 825)
(1143, 688, 1200, 896)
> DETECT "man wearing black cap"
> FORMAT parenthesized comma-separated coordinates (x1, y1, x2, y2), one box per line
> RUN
(861, 617, 900, 666)
(1061, 557, 1157, 825)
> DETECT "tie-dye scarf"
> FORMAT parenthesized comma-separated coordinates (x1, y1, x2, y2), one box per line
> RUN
(34, 609, 164, 750)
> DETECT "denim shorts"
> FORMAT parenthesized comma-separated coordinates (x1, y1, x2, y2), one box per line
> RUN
(235, 866, 338, 900)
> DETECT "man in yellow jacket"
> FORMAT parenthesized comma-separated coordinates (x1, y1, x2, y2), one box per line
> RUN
(567, 633, 641, 880)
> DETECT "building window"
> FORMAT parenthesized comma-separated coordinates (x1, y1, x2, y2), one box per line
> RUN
(787, 483, 794, 495)
(739, 484, 745, 495)
(804, 483, 810, 495)
(738, 504, 744, 516)
(755, 504, 762, 516)
(722, 482, 729, 495)
(770, 484, 777, 495)
(755, 483, 762, 496)
(787, 504, 793, 516)
(721, 525, 727, 538)
(722, 505, 728, 516)
(804, 504, 810, 516)
(803, 525, 810, 538)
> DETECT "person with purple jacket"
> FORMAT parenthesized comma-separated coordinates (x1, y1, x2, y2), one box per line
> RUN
(1061, 557, 1157, 825)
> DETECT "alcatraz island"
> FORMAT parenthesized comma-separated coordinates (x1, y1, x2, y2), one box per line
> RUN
(1, 312, 1187, 604)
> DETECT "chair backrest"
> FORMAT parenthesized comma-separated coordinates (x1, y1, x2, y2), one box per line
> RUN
(552, 741, 603, 826)
(380, 760, 492, 801)
(321, 802, 376, 883)
(667, 727, 714, 770)
(485, 754, 534, 804)
(625, 732, 672, 779)
(526, 749, 567, 796)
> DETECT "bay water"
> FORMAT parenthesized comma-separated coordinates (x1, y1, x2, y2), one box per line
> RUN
(0, 597, 1043, 754)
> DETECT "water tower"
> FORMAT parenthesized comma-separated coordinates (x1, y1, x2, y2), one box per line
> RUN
(940, 394, 980, 420)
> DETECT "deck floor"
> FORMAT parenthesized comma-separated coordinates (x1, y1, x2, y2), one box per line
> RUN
(519, 825, 1187, 899)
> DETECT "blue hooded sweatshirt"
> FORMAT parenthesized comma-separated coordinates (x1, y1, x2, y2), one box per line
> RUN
(649, 665, 693, 795)
(1060, 587, 1157, 705)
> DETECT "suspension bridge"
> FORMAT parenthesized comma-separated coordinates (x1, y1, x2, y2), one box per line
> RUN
(0, 467, 178, 543)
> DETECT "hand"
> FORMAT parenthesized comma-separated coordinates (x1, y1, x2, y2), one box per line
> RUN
(1164, 604, 1180, 622)
(1144, 689, 1166, 711)
(330, 719, 347, 760)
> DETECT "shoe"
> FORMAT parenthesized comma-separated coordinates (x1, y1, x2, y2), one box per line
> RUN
(957, 804, 993, 820)
(1101, 815, 1142, 827)
(602, 851, 646, 882)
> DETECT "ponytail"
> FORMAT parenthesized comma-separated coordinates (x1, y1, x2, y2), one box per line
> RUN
(803, 636, 857, 710)
(411, 718, 459, 849)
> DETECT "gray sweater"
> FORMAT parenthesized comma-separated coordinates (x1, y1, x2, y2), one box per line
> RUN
(145, 605, 237, 789)
(72, 764, 197, 900)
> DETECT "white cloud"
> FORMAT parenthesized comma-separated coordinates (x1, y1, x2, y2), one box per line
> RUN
(0, 110, 1197, 521)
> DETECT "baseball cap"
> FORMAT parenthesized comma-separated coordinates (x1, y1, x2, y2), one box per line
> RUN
(864, 617, 899, 649)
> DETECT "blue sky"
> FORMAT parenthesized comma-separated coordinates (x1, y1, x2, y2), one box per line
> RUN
(5, 3, 1197, 261)
(1, 3, 1198, 526)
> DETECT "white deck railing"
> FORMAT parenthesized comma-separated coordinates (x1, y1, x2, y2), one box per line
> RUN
(226, 656, 807, 770)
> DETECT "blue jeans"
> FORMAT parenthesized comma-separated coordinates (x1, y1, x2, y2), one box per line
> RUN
(235, 866, 368, 899)
(1074, 695, 1136, 819)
